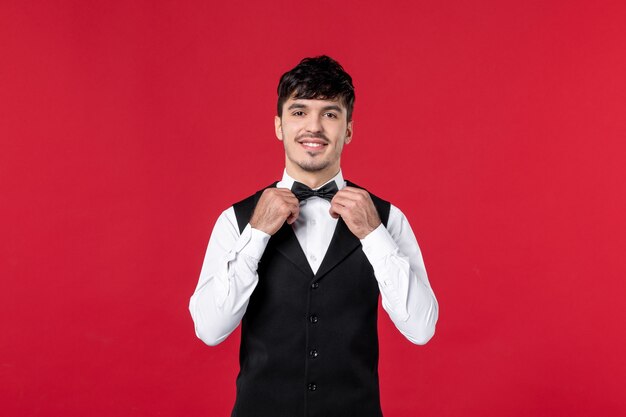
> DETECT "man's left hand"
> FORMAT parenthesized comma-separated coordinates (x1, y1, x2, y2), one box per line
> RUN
(329, 187, 381, 239)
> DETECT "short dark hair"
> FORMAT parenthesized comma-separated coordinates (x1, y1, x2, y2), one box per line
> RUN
(277, 55, 355, 122)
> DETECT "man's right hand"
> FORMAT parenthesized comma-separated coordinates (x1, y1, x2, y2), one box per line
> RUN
(249, 188, 300, 235)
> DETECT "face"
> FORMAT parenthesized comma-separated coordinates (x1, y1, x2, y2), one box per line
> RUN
(275, 96, 353, 179)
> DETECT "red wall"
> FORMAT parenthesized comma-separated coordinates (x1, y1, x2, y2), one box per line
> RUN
(2, 1, 625, 416)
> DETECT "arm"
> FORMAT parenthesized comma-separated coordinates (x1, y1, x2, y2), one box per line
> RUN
(330, 188, 438, 344)
(360, 205, 439, 345)
(189, 207, 270, 346)
(189, 188, 299, 346)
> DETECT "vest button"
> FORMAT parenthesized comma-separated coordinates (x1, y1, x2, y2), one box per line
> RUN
(309, 314, 319, 324)
(308, 383, 317, 391)
(311, 282, 319, 289)
(309, 349, 319, 358)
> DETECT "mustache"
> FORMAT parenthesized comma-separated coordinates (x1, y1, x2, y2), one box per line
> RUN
(296, 132, 329, 143)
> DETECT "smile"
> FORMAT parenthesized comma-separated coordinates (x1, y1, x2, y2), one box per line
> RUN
(298, 140, 328, 152)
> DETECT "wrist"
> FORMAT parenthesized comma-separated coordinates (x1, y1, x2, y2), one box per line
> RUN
(241, 224, 271, 260)
(360, 223, 397, 261)
(360, 220, 381, 239)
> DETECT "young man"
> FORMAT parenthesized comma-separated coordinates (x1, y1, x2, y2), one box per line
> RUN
(189, 56, 438, 417)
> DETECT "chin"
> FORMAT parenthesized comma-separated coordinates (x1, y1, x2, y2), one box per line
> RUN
(297, 161, 330, 173)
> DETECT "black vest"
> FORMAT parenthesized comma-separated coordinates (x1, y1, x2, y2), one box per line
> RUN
(231, 181, 391, 417)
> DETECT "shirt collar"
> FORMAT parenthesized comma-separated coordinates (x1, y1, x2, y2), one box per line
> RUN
(277, 169, 346, 191)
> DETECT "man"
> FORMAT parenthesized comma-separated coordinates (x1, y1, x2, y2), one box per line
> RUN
(189, 56, 438, 417)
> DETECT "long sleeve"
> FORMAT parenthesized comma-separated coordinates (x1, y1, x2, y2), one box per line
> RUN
(360, 204, 439, 345)
(189, 207, 270, 346)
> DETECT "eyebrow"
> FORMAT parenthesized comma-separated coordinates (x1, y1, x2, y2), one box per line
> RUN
(287, 103, 344, 113)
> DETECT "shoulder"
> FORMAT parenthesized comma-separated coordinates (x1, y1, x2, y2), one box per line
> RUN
(386, 203, 422, 246)
(232, 182, 279, 206)
(344, 180, 390, 203)
(345, 180, 413, 240)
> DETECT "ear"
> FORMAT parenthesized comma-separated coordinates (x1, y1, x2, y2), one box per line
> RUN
(274, 115, 283, 141)
(344, 120, 353, 144)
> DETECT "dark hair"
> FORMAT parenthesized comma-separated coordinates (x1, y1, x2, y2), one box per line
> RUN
(277, 55, 355, 122)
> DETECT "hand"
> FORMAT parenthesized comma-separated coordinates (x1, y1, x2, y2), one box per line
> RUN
(250, 188, 300, 235)
(329, 187, 381, 239)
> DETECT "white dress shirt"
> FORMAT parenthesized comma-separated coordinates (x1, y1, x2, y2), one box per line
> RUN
(189, 170, 438, 346)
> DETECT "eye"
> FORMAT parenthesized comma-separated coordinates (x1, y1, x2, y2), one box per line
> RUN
(292, 111, 305, 116)
(324, 112, 338, 119)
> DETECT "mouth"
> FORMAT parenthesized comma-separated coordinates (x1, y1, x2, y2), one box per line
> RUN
(298, 139, 328, 152)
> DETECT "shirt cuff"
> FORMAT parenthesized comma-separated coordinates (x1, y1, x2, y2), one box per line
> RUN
(360, 223, 398, 262)
(237, 223, 271, 261)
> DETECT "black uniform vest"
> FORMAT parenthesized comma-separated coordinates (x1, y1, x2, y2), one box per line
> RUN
(231, 181, 391, 417)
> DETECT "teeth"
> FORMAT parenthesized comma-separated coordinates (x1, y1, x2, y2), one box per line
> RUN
(303, 142, 323, 147)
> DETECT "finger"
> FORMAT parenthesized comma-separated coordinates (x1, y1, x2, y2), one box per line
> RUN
(286, 205, 300, 224)
(272, 190, 299, 206)
(278, 189, 299, 203)
(329, 202, 347, 219)
(286, 195, 300, 205)
(334, 190, 374, 213)
(331, 194, 357, 208)
(277, 188, 296, 195)
(338, 188, 371, 203)
(272, 188, 297, 201)
(333, 189, 362, 202)
(286, 212, 300, 224)
(340, 186, 369, 196)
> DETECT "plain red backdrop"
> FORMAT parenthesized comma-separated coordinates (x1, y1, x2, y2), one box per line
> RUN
(1, 1, 625, 416)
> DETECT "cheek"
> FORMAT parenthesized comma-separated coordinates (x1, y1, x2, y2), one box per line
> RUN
(281, 124, 299, 139)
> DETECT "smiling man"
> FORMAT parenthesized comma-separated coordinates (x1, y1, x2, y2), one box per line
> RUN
(189, 56, 438, 417)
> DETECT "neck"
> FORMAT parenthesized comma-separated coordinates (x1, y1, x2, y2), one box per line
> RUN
(286, 166, 340, 189)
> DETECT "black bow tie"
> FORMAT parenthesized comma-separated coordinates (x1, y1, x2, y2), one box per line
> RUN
(291, 181, 338, 202)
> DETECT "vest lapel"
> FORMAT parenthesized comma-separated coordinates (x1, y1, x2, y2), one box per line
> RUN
(314, 217, 361, 280)
(272, 222, 314, 277)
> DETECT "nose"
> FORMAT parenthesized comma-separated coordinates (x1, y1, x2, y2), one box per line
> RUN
(305, 113, 323, 133)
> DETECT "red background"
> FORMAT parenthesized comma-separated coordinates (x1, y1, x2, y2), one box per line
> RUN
(2, 1, 625, 416)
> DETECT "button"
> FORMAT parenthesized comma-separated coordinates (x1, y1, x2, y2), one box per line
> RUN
(310, 254, 317, 262)
(311, 282, 319, 289)
(310, 219, 316, 226)
(309, 314, 319, 324)
(308, 383, 317, 391)
(309, 349, 319, 358)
